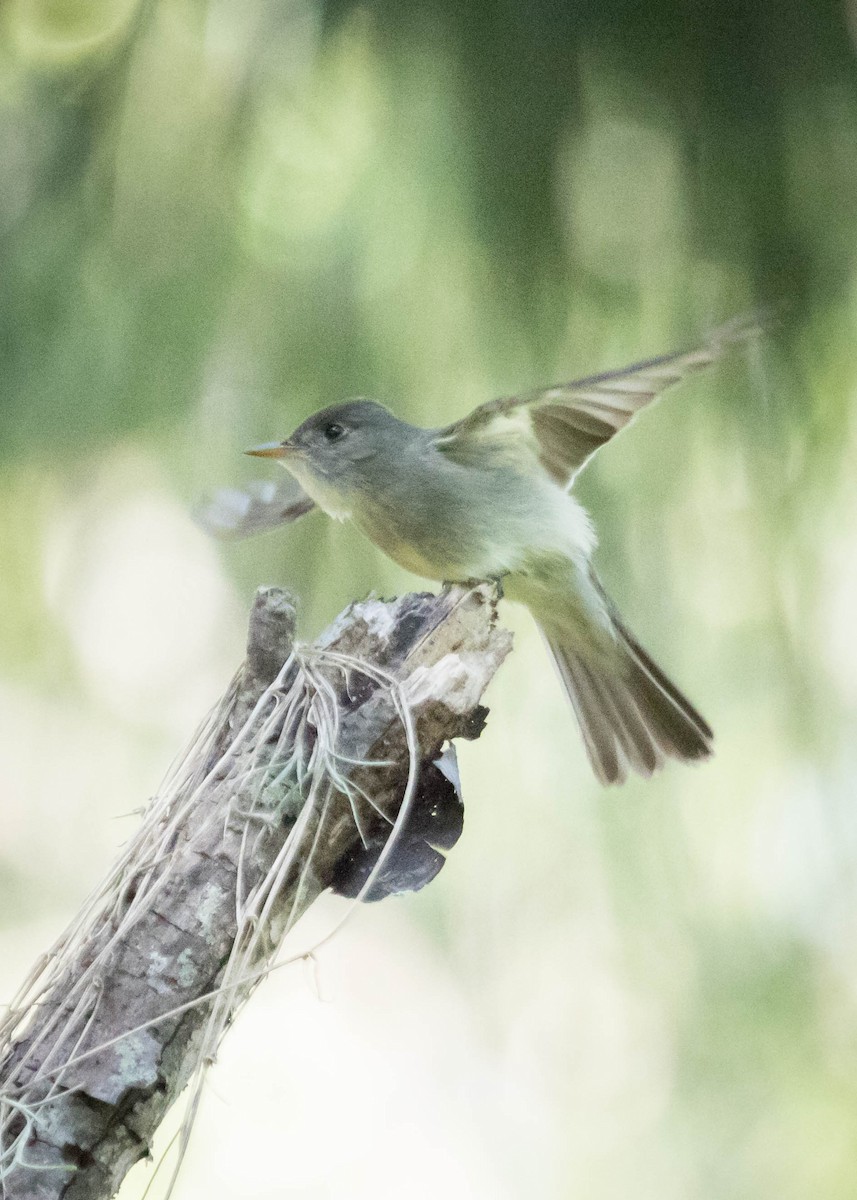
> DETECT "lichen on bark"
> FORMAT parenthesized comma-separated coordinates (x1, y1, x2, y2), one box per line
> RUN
(0, 583, 511, 1200)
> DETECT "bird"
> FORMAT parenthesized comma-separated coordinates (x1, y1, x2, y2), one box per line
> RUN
(198, 316, 761, 785)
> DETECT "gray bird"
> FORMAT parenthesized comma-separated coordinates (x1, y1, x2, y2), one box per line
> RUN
(200, 317, 760, 784)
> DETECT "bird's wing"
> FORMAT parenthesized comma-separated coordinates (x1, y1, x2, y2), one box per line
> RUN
(194, 477, 315, 540)
(433, 314, 765, 488)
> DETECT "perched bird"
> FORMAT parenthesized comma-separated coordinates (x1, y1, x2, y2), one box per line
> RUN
(200, 317, 760, 784)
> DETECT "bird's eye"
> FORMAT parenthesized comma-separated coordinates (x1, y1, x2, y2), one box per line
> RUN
(323, 422, 346, 442)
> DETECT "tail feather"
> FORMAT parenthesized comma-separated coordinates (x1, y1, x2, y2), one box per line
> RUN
(575, 655, 661, 776)
(542, 617, 713, 786)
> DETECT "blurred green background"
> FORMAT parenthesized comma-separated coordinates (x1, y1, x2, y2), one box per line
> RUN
(2, 1, 857, 1197)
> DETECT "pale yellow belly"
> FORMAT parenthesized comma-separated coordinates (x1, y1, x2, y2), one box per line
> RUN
(352, 507, 500, 582)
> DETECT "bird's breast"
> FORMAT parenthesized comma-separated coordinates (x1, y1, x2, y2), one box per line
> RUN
(339, 453, 597, 583)
(348, 473, 504, 582)
(350, 501, 472, 580)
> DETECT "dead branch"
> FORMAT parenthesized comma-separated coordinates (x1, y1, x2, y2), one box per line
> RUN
(0, 583, 511, 1200)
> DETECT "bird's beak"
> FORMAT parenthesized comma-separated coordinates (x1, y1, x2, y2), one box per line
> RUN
(245, 440, 296, 459)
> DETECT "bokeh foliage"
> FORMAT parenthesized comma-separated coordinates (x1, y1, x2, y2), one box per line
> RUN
(2, 2, 857, 1198)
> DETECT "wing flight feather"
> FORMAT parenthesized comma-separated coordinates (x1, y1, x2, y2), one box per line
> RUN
(195, 477, 315, 540)
(434, 314, 765, 487)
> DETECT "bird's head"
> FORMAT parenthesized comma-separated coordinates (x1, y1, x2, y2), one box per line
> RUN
(246, 399, 404, 517)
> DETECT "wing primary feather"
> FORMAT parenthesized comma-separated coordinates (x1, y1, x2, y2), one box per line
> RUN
(195, 478, 315, 540)
(434, 311, 767, 487)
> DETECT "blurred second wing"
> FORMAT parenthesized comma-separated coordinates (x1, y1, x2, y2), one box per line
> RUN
(195, 477, 315, 540)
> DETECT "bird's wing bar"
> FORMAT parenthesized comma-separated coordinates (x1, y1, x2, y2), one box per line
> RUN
(434, 313, 765, 488)
(194, 477, 315, 540)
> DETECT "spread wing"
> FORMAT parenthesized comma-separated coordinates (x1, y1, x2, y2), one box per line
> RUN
(433, 314, 765, 488)
(194, 476, 315, 540)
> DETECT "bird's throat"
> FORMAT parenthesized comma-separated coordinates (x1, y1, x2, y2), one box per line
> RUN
(281, 462, 353, 521)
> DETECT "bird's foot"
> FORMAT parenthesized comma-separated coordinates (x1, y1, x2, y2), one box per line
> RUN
(443, 575, 506, 601)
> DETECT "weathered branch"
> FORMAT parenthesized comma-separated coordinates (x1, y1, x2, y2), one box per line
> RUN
(0, 584, 511, 1200)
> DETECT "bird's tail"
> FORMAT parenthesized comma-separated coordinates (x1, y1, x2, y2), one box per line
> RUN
(539, 610, 713, 786)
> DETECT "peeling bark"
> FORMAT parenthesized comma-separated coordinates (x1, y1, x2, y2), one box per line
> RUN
(0, 584, 511, 1200)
